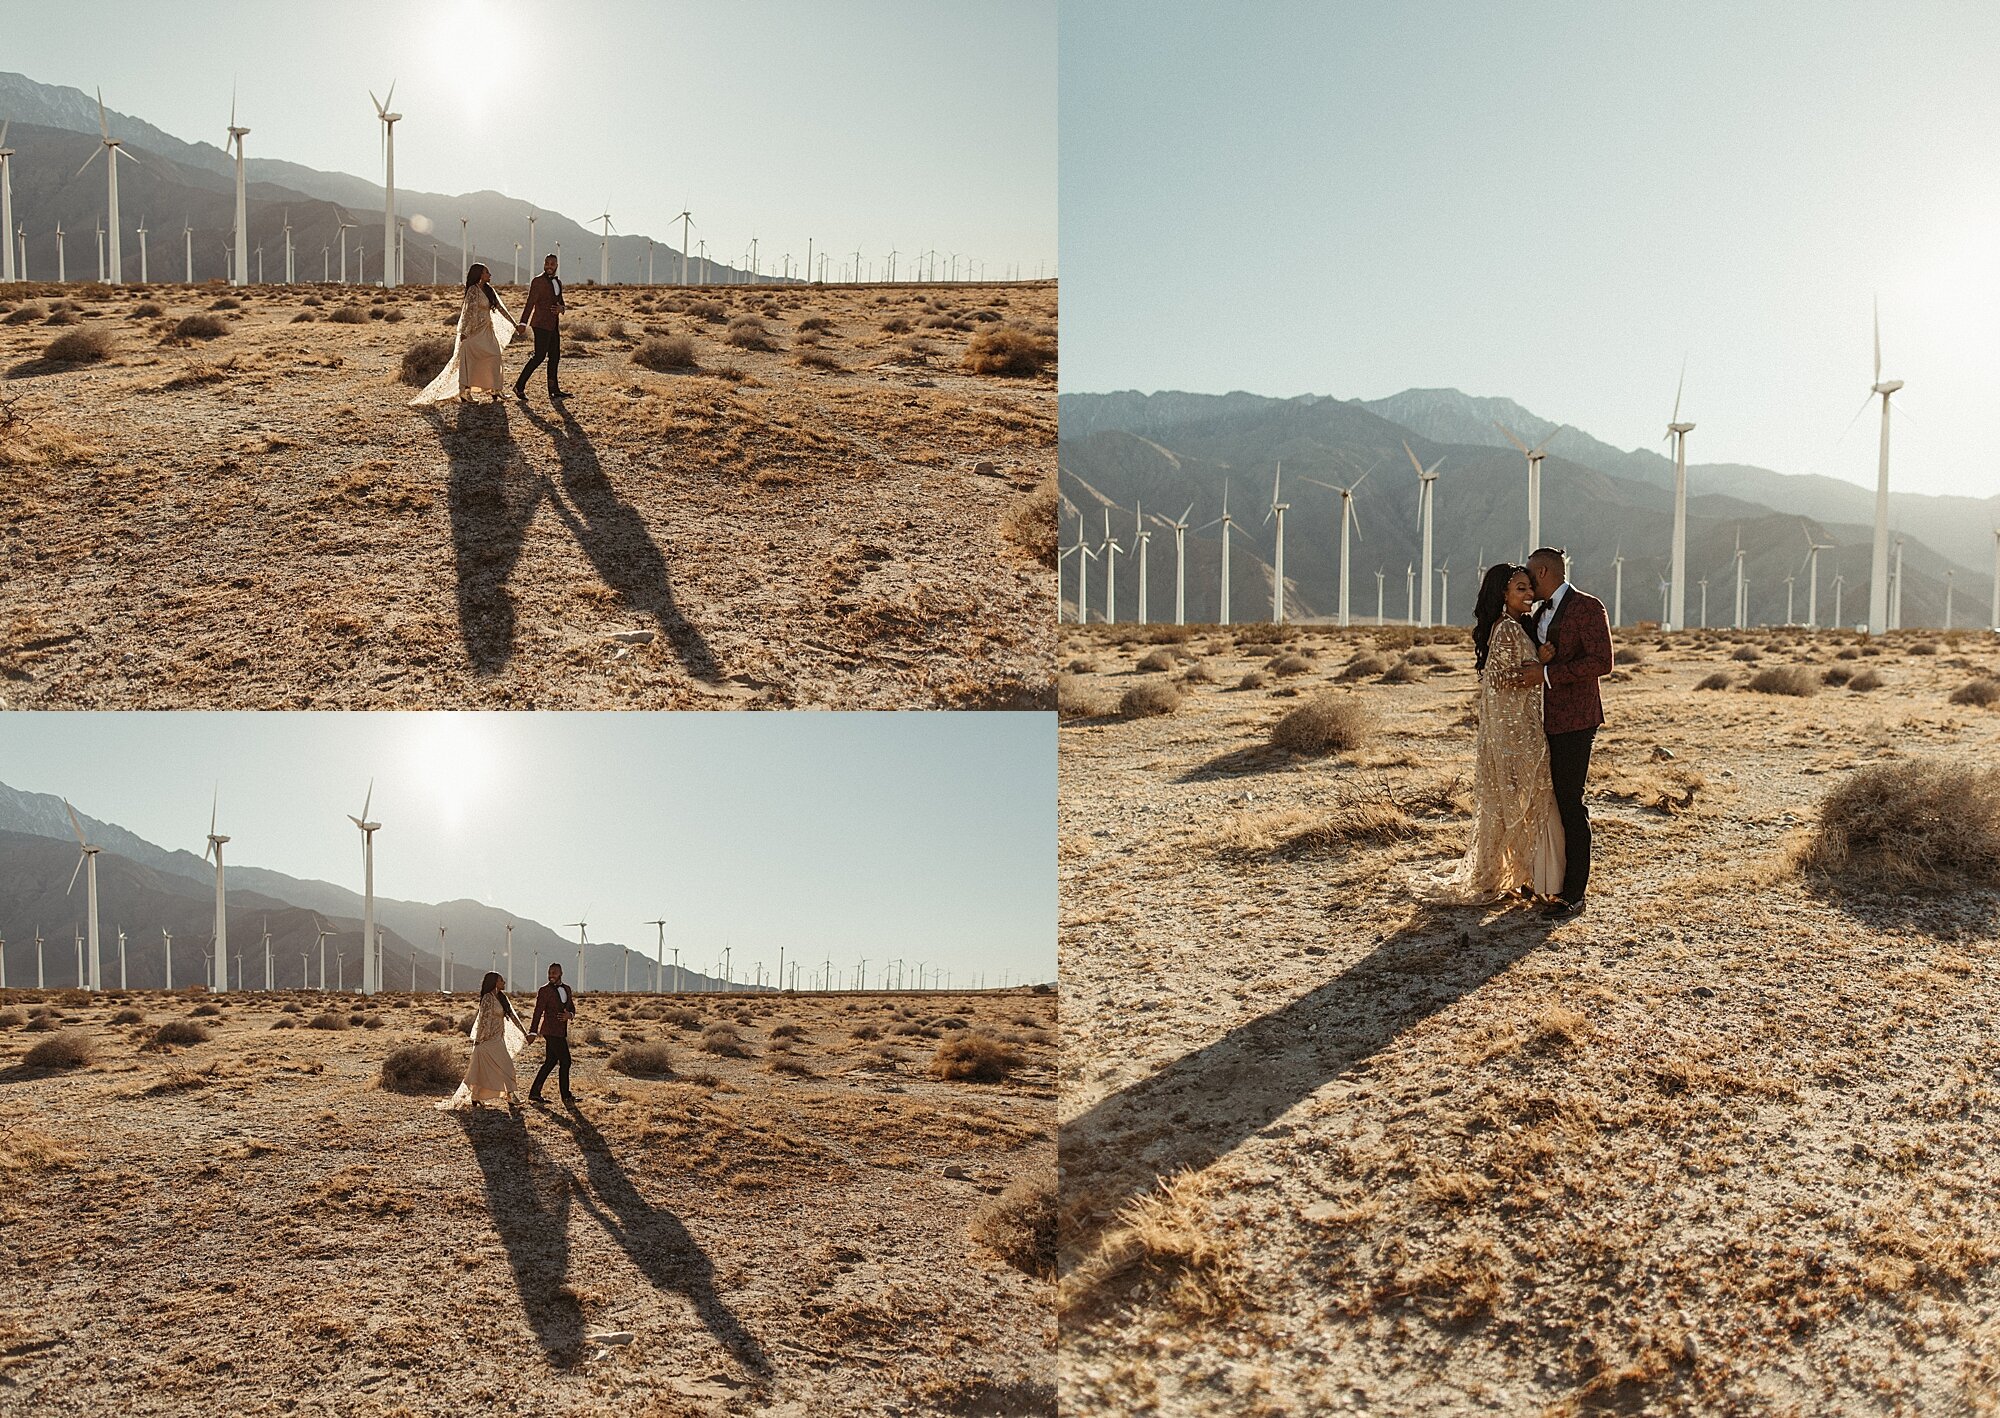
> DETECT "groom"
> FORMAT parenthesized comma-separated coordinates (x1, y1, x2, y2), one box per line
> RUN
(1517, 548, 1613, 918)
(514, 252, 568, 402)
(526, 961, 578, 1104)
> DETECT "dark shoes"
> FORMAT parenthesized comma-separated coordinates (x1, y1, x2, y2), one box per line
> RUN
(549, 389, 570, 400)
(1540, 897, 1584, 919)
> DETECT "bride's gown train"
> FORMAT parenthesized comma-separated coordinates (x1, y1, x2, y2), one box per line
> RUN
(410, 285, 518, 406)
(437, 992, 528, 1110)
(1430, 616, 1565, 902)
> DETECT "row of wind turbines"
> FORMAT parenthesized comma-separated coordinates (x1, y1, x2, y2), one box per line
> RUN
(0, 88, 1037, 291)
(12, 787, 1015, 996)
(1063, 315, 1999, 635)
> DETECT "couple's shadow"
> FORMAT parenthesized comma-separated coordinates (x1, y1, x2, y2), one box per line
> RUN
(457, 1103, 770, 1378)
(424, 400, 720, 682)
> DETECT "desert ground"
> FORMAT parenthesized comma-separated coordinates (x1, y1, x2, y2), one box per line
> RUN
(1057, 620, 2000, 1416)
(0, 279, 1055, 709)
(0, 984, 1056, 1416)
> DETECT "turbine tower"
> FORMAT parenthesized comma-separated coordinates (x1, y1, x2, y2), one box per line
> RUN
(647, 919, 668, 992)
(1732, 528, 1747, 630)
(225, 90, 249, 288)
(1198, 480, 1244, 625)
(1801, 524, 1836, 630)
(182, 216, 193, 283)
(0, 120, 14, 283)
(1664, 363, 1694, 631)
(567, 918, 590, 992)
(348, 781, 380, 994)
(1264, 464, 1290, 624)
(673, 206, 694, 284)
(282, 210, 294, 283)
(205, 792, 229, 992)
(371, 83, 400, 289)
(1098, 508, 1123, 623)
(78, 91, 139, 284)
(1301, 460, 1373, 628)
(459, 216, 468, 280)
(135, 215, 148, 282)
(594, 206, 615, 287)
(1165, 504, 1193, 625)
(1495, 422, 1560, 556)
(1610, 540, 1625, 627)
(1132, 503, 1152, 625)
(1403, 441, 1443, 629)
(161, 927, 173, 990)
(1991, 529, 2000, 632)
(63, 801, 102, 991)
(315, 916, 334, 990)
(1864, 302, 1902, 635)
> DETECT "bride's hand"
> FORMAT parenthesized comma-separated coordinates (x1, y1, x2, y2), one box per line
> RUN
(1536, 642, 1555, 664)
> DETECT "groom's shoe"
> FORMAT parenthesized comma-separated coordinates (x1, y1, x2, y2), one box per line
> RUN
(1540, 897, 1584, 919)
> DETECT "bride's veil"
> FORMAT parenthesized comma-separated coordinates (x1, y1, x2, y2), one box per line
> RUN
(409, 291, 517, 407)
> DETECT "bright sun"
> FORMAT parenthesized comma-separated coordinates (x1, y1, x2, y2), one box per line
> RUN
(413, 0, 525, 124)
(402, 716, 498, 827)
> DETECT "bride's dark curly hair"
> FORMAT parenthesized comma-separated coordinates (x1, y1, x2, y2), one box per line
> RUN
(1472, 561, 1531, 671)
(465, 263, 501, 309)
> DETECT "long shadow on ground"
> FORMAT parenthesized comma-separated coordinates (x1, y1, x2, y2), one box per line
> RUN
(458, 1109, 587, 1365)
(427, 403, 542, 675)
(1059, 907, 1556, 1266)
(552, 1102, 773, 1382)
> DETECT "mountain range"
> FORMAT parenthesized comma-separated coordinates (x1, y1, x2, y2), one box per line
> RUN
(0, 781, 737, 993)
(1058, 388, 1999, 630)
(0, 71, 766, 288)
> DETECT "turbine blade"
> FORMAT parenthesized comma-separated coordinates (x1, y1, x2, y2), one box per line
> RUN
(97, 88, 109, 139)
(1672, 358, 1686, 425)
(68, 852, 85, 895)
(75, 147, 102, 179)
(62, 798, 87, 847)
(1403, 440, 1425, 477)
(1873, 296, 1881, 384)
(1494, 422, 1530, 455)
(362, 778, 373, 821)
(1531, 425, 1561, 457)
(0, 121, 10, 148)
(1352, 467, 1371, 491)
(1180, 503, 1194, 527)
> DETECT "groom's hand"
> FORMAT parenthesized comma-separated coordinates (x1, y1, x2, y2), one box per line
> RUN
(1537, 642, 1555, 664)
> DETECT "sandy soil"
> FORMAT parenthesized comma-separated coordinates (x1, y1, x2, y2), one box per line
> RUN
(0, 280, 1055, 709)
(1057, 621, 2000, 1416)
(0, 985, 1055, 1416)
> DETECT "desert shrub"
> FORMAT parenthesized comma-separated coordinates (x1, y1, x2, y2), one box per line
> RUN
(698, 1024, 751, 1057)
(398, 335, 454, 387)
(0, 1010, 22, 1028)
(1950, 679, 2000, 708)
(368, 306, 389, 321)
(24, 1032, 94, 1069)
(209, 296, 241, 311)
(1848, 669, 1884, 692)
(152, 1020, 209, 1046)
(1910, 641, 1939, 656)
(795, 347, 843, 371)
(1822, 665, 1853, 686)
(308, 1011, 349, 1031)
(1237, 670, 1271, 690)
(1002, 481, 1057, 568)
(173, 312, 230, 340)
(1136, 649, 1176, 672)
(890, 1019, 940, 1038)
(798, 315, 835, 332)
(1056, 673, 1116, 719)
(723, 316, 779, 351)
(610, 1042, 677, 1078)
(130, 300, 165, 318)
(963, 325, 1054, 376)
(190, 1003, 221, 1017)
(1731, 646, 1763, 662)
(1747, 666, 1818, 697)
(930, 1031, 1023, 1083)
(1799, 761, 2000, 889)
(1119, 682, 1182, 718)
(110, 1008, 144, 1025)
(1835, 647, 1860, 660)
(768, 1055, 815, 1078)
(1379, 659, 1422, 685)
(290, 310, 315, 323)
(281, 1002, 302, 1014)
(1180, 661, 1216, 684)
(660, 1007, 701, 1029)
(577, 1025, 604, 1046)
(361, 1015, 385, 1029)
(1270, 653, 1314, 677)
(969, 1167, 1056, 1279)
(1271, 691, 1372, 754)
(302, 295, 323, 307)
(1337, 654, 1389, 681)
(1614, 645, 1646, 666)
(603, 319, 628, 340)
(380, 1042, 460, 1094)
(770, 1023, 807, 1039)
(849, 1023, 882, 1041)
(270, 1017, 296, 1029)
(2, 303, 45, 325)
(327, 304, 369, 324)
(689, 300, 726, 323)
(44, 326, 115, 363)
(422, 1015, 457, 1034)
(1695, 672, 1733, 691)
(633, 335, 698, 371)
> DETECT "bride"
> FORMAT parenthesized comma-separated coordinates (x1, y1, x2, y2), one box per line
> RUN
(438, 972, 529, 1111)
(1429, 562, 1565, 903)
(410, 263, 521, 406)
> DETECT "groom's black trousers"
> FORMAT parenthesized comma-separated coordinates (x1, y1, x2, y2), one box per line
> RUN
(516, 326, 561, 394)
(530, 1036, 573, 1097)
(1547, 727, 1596, 903)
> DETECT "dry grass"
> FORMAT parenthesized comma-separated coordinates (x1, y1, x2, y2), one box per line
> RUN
(1747, 665, 1819, 697)
(698, 1024, 753, 1058)
(1950, 678, 2000, 708)
(963, 325, 1055, 377)
(1849, 667, 1886, 692)
(971, 1166, 1057, 1279)
(1118, 682, 1182, 718)
(379, 1041, 460, 1093)
(929, 1031, 1024, 1083)
(171, 312, 230, 340)
(22, 1031, 94, 1070)
(1270, 691, 1372, 754)
(609, 1041, 677, 1077)
(398, 335, 454, 387)
(44, 326, 115, 364)
(632, 334, 698, 371)
(1695, 671, 1732, 691)
(151, 1020, 209, 1047)
(1797, 760, 2000, 889)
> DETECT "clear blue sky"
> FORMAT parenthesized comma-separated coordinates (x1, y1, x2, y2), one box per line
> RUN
(0, 713, 1054, 984)
(1060, 0, 2000, 498)
(13, 0, 1055, 279)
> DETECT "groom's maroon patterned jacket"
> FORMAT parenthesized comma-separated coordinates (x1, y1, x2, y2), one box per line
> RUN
(1537, 586, 1614, 735)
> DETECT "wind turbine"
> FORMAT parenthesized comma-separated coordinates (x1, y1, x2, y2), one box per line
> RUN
(371, 83, 400, 289)
(1698, 578, 1709, 628)
(1732, 528, 1747, 630)
(1802, 524, 1836, 629)
(262, 919, 273, 991)
(1165, 504, 1194, 625)
(595, 206, 616, 286)
(135, 216, 148, 282)
(94, 216, 105, 282)
(1610, 540, 1625, 628)
(1403, 441, 1443, 628)
(1437, 557, 1452, 625)
(1660, 363, 1695, 630)
(78, 91, 140, 284)
(458, 216, 468, 281)
(1891, 535, 1906, 630)
(117, 928, 127, 989)
(1496, 422, 1560, 555)
(348, 781, 380, 994)
(1132, 503, 1152, 625)
(1099, 508, 1123, 623)
(205, 792, 229, 992)
(62, 800, 101, 991)
(438, 925, 448, 992)
(182, 216, 193, 283)
(1301, 460, 1374, 627)
(225, 89, 249, 288)
(1991, 529, 2000, 632)
(1945, 570, 1956, 630)
(567, 918, 590, 992)
(161, 927, 172, 990)
(1863, 301, 1903, 635)
(1784, 571, 1797, 626)
(1659, 576, 1671, 626)
(1264, 464, 1290, 624)
(0, 120, 13, 283)
(282, 210, 294, 283)
(672, 206, 694, 284)
(1834, 573, 1846, 629)
(315, 917, 334, 990)
(1198, 480, 1245, 624)
(1067, 506, 1098, 623)
(55, 221, 66, 283)
(1375, 568, 1386, 626)
(34, 929, 43, 989)
(647, 920, 668, 992)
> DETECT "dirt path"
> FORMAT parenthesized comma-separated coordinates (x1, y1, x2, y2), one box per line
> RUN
(1058, 623, 2000, 1416)
(0, 282, 1054, 709)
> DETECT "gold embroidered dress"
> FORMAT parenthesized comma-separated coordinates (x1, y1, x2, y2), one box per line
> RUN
(436, 991, 527, 1110)
(1434, 616, 1565, 902)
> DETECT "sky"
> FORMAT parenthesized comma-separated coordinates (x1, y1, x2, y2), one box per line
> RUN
(12, 0, 1055, 281)
(1060, 1, 2000, 499)
(0, 713, 1054, 986)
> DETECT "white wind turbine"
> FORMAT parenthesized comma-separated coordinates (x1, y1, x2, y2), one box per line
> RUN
(594, 206, 616, 287)
(161, 927, 172, 990)
(1165, 504, 1194, 625)
(348, 781, 380, 994)
(135, 216, 149, 282)
(1403, 441, 1443, 629)
(62, 800, 102, 991)
(79, 91, 140, 285)
(1662, 363, 1695, 631)
(34, 928, 43, 989)
(567, 917, 590, 992)
(1059, 505, 1096, 623)
(1991, 529, 2000, 632)
(262, 919, 273, 991)
(459, 216, 468, 280)
(1891, 535, 1905, 630)
(1437, 557, 1452, 625)
(1863, 301, 1903, 635)
(1406, 563, 1416, 625)
(1732, 527, 1747, 630)
(1610, 540, 1625, 627)
(1300, 460, 1374, 627)
(205, 791, 229, 992)
(673, 206, 694, 284)
(647, 919, 667, 992)
(1698, 577, 1709, 629)
(1945, 569, 1955, 630)
(1132, 503, 1152, 625)
(1784, 571, 1797, 626)
(1197, 480, 1245, 625)
(94, 216, 105, 282)
(55, 221, 66, 282)
(315, 916, 334, 990)
(1833, 573, 1846, 629)
(371, 83, 400, 289)
(225, 90, 249, 288)
(0, 120, 13, 283)
(117, 928, 126, 989)
(1099, 508, 1123, 623)
(1801, 524, 1836, 630)
(282, 210, 294, 283)
(182, 216, 193, 283)
(1264, 465, 1290, 624)
(1496, 422, 1560, 554)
